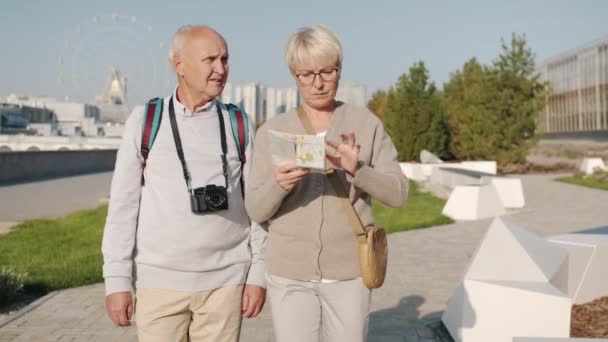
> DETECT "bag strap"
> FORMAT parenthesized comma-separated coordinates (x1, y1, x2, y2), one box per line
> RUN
(226, 103, 249, 163)
(296, 107, 366, 238)
(226, 103, 249, 197)
(168, 97, 230, 195)
(140, 97, 163, 185)
(327, 170, 367, 237)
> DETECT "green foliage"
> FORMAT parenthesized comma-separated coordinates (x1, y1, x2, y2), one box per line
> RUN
(557, 170, 608, 191)
(0, 266, 26, 306)
(444, 34, 546, 165)
(367, 89, 391, 122)
(0, 206, 106, 297)
(373, 181, 453, 233)
(371, 62, 450, 161)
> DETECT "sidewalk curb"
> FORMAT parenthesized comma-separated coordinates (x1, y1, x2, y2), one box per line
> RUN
(0, 291, 59, 328)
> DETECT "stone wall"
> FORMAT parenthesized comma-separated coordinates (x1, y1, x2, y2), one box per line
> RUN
(0, 150, 117, 184)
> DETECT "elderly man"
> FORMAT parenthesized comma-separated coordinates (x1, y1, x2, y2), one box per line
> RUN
(102, 25, 266, 342)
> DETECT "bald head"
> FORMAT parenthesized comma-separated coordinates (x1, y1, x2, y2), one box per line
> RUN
(169, 25, 229, 108)
(168, 25, 226, 62)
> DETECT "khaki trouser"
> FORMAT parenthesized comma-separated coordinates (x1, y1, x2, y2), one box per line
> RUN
(266, 273, 371, 342)
(135, 285, 244, 342)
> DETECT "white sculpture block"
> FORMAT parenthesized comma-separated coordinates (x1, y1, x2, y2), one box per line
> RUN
(464, 219, 569, 289)
(420, 149, 444, 164)
(421, 160, 497, 180)
(443, 280, 571, 342)
(399, 162, 426, 181)
(548, 229, 608, 304)
(454, 161, 498, 175)
(443, 218, 572, 342)
(442, 185, 506, 220)
(422, 163, 443, 178)
(481, 176, 526, 208)
(578, 157, 606, 175)
(431, 167, 483, 189)
(514, 338, 608, 341)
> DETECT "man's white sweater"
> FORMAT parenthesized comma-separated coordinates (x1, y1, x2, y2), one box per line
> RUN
(102, 90, 266, 295)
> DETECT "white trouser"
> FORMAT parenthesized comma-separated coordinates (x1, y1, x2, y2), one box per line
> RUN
(266, 273, 372, 342)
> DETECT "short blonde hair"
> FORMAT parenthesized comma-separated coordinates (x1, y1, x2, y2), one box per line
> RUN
(285, 25, 343, 75)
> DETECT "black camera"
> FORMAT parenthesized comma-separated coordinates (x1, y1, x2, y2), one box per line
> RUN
(190, 185, 228, 213)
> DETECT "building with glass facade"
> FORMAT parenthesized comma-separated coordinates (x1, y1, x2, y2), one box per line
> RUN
(537, 35, 608, 134)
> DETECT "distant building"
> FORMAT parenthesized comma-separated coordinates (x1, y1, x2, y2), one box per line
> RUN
(537, 35, 608, 134)
(266, 87, 278, 121)
(256, 84, 266, 125)
(221, 83, 299, 126)
(3, 94, 107, 137)
(94, 67, 131, 123)
(0, 104, 31, 135)
(240, 83, 258, 124)
(221, 80, 366, 126)
(336, 81, 367, 108)
(0, 103, 58, 135)
(220, 81, 376, 125)
(222, 82, 234, 104)
(285, 88, 300, 114)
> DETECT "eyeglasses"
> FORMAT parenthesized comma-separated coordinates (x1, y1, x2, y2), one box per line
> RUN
(295, 68, 339, 85)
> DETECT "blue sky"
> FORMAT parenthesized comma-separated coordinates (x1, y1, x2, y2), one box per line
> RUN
(1, 0, 607, 105)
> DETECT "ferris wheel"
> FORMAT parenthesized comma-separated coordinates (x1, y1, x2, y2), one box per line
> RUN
(57, 13, 173, 106)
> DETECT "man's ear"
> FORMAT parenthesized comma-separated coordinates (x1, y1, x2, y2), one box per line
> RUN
(173, 56, 184, 77)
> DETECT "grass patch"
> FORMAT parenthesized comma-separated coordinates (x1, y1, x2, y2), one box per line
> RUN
(564, 151, 579, 160)
(557, 172, 608, 191)
(0, 206, 107, 298)
(0, 266, 26, 306)
(373, 181, 454, 234)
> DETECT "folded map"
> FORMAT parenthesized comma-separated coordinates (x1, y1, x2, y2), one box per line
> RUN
(267, 129, 325, 170)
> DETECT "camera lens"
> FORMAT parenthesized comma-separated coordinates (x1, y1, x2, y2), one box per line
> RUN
(206, 190, 226, 208)
(210, 194, 222, 206)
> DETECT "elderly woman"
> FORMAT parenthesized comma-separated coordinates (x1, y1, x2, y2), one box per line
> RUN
(245, 25, 408, 342)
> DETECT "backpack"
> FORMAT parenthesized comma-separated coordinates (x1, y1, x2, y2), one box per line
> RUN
(139, 97, 250, 195)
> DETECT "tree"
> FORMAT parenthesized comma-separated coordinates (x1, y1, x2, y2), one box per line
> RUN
(367, 90, 390, 122)
(444, 34, 545, 166)
(380, 61, 450, 161)
(444, 58, 495, 160)
(490, 34, 546, 163)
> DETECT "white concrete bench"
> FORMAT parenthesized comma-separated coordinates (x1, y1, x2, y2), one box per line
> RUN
(442, 184, 506, 220)
(449, 160, 497, 174)
(481, 176, 526, 209)
(514, 338, 608, 341)
(431, 167, 495, 189)
(577, 157, 606, 175)
(399, 161, 497, 182)
(399, 162, 426, 181)
(428, 167, 525, 209)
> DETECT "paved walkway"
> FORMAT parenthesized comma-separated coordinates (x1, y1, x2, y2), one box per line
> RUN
(0, 172, 113, 222)
(1, 174, 607, 341)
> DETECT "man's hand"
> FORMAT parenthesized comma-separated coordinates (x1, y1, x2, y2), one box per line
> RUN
(274, 162, 310, 192)
(105, 292, 133, 327)
(241, 284, 266, 318)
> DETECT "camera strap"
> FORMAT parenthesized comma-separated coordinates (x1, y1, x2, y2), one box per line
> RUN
(168, 96, 229, 195)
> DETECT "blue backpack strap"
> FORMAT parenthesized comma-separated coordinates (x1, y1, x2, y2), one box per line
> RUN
(225, 103, 249, 197)
(140, 97, 163, 185)
(226, 103, 249, 163)
(226, 103, 249, 162)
